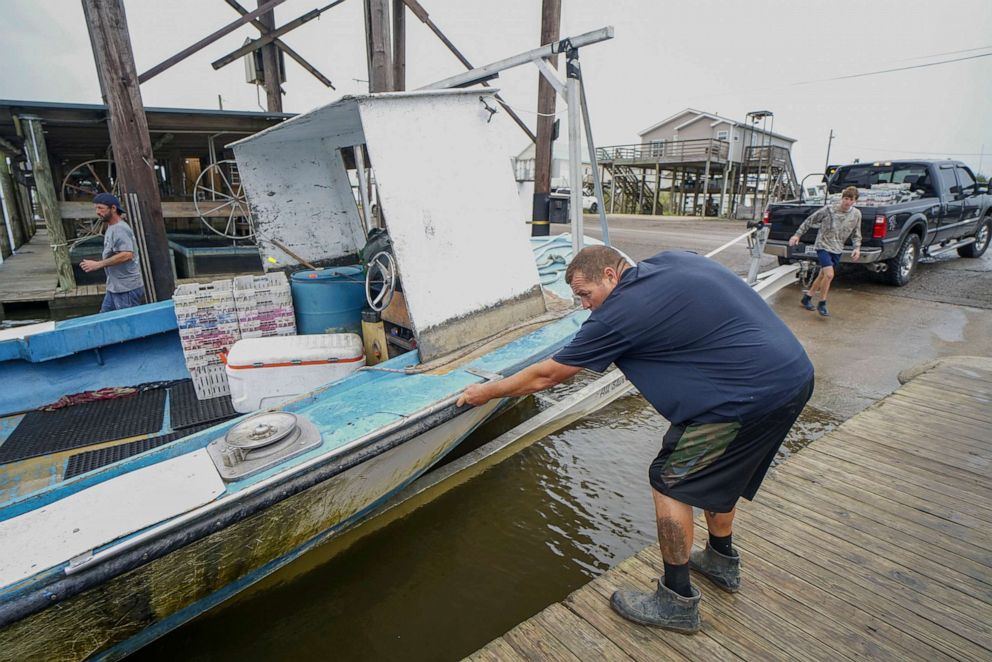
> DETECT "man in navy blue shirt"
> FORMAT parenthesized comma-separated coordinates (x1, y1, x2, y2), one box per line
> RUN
(458, 245, 814, 633)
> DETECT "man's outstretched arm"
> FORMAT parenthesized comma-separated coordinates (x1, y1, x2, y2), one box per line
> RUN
(79, 251, 134, 272)
(457, 359, 582, 407)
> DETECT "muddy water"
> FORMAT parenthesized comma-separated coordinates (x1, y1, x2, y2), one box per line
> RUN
(135, 373, 838, 662)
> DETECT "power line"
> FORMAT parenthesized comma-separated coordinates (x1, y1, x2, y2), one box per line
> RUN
(880, 44, 992, 65)
(846, 146, 988, 157)
(687, 48, 992, 101)
(793, 51, 992, 85)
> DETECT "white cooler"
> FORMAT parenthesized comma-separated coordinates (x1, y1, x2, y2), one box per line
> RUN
(224, 334, 365, 413)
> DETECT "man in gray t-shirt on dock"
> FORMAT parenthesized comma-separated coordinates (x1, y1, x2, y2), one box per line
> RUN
(80, 193, 146, 312)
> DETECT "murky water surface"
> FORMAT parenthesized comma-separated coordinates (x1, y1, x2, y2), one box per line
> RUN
(135, 373, 838, 661)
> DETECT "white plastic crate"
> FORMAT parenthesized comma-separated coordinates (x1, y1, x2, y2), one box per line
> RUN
(189, 363, 232, 399)
(175, 280, 242, 399)
(233, 272, 296, 337)
(175, 274, 299, 400)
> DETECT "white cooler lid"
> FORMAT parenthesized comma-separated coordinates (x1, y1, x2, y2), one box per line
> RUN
(226, 333, 364, 368)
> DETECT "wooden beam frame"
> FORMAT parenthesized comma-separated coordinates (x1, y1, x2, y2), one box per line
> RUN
(137, 0, 286, 83)
(223, 0, 335, 88)
(211, 0, 347, 71)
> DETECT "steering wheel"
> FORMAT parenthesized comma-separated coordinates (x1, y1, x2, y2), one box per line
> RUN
(365, 251, 397, 312)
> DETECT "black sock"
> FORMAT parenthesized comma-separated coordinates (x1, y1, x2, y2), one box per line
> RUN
(663, 562, 693, 597)
(709, 533, 734, 556)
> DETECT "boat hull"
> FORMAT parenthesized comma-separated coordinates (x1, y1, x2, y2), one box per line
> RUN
(0, 399, 502, 661)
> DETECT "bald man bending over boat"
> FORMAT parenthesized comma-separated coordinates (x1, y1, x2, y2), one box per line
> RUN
(458, 245, 814, 633)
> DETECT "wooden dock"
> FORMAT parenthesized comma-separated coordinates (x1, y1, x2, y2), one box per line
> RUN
(0, 229, 261, 320)
(467, 358, 992, 661)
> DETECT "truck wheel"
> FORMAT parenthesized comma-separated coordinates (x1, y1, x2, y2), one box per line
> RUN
(958, 217, 990, 258)
(882, 234, 920, 286)
(590, 202, 598, 213)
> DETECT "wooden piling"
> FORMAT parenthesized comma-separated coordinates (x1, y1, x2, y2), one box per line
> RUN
(0, 156, 23, 254)
(391, 0, 406, 90)
(531, 0, 560, 237)
(364, 0, 394, 92)
(256, 0, 283, 112)
(703, 142, 713, 216)
(652, 163, 659, 215)
(22, 116, 75, 290)
(82, 0, 175, 300)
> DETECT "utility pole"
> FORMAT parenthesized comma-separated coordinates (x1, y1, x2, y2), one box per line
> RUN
(824, 129, 835, 173)
(364, 0, 394, 92)
(256, 0, 283, 111)
(391, 0, 405, 90)
(531, 0, 560, 237)
(81, 0, 175, 300)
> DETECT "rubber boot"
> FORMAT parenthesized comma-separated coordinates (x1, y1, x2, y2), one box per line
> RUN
(800, 293, 814, 310)
(689, 544, 741, 593)
(817, 301, 830, 317)
(610, 578, 701, 633)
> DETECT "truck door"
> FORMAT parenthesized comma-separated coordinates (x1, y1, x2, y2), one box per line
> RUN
(955, 166, 983, 237)
(936, 164, 965, 242)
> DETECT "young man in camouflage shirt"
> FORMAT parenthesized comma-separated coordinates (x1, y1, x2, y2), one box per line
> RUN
(788, 185, 862, 316)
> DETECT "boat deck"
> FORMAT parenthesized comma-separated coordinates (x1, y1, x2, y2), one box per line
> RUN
(0, 380, 238, 500)
(467, 357, 992, 661)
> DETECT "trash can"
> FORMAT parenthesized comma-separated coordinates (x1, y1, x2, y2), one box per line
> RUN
(549, 192, 570, 223)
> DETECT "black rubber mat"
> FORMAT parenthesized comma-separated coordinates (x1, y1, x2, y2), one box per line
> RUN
(63, 423, 216, 480)
(169, 380, 238, 430)
(0, 389, 167, 465)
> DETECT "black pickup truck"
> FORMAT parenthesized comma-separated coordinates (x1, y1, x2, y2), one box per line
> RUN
(764, 160, 992, 285)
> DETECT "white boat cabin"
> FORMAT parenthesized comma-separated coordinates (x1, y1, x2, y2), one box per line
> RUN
(229, 89, 547, 362)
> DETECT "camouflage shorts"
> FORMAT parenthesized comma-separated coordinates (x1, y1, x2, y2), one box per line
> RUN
(648, 378, 813, 512)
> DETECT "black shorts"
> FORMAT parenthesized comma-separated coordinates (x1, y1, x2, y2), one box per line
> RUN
(648, 377, 814, 512)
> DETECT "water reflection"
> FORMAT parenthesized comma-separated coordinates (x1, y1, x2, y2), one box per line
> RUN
(135, 374, 839, 662)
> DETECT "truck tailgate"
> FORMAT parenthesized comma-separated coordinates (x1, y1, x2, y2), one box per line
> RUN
(767, 205, 820, 241)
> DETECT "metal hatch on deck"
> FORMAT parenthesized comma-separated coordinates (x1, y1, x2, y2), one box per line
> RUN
(229, 89, 546, 363)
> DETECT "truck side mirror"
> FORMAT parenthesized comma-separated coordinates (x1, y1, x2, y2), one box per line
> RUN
(949, 185, 962, 195)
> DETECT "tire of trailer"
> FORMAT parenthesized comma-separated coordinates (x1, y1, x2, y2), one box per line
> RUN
(882, 234, 920, 286)
(958, 217, 991, 258)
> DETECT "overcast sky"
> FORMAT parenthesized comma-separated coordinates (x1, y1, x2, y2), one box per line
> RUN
(2, 0, 990, 182)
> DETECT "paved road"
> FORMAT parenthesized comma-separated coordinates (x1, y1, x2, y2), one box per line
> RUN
(561, 214, 992, 418)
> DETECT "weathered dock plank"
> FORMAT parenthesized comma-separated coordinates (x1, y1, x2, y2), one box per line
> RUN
(466, 358, 992, 661)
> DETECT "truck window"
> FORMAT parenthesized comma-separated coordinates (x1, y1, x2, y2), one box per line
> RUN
(828, 163, 929, 194)
(956, 167, 977, 194)
(938, 167, 957, 194)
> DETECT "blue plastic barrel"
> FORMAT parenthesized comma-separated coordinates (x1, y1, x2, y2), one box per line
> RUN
(290, 267, 367, 335)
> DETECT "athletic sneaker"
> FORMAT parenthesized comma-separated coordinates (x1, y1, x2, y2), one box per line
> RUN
(800, 293, 814, 310)
(817, 301, 829, 317)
